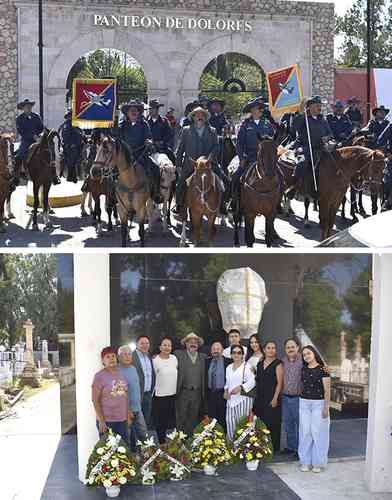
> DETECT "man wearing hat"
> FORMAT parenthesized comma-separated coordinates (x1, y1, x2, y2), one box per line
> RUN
(175, 106, 230, 214)
(119, 100, 162, 204)
(181, 100, 200, 128)
(208, 98, 228, 136)
(175, 333, 207, 435)
(199, 95, 210, 111)
(361, 105, 391, 148)
(147, 99, 175, 160)
(232, 96, 275, 210)
(286, 96, 333, 191)
(344, 97, 363, 128)
(165, 107, 177, 129)
(327, 101, 353, 142)
(58, 110, 83, 183)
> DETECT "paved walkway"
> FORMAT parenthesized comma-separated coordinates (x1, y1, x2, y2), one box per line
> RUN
(0, 185, 375, 248)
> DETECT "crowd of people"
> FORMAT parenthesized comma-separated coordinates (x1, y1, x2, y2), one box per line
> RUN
(92, 331, 331, 473)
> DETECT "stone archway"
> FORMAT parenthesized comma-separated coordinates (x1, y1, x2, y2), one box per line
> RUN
(44, 29, 168, 127)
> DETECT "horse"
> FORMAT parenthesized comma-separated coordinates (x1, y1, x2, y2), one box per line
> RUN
(80, 137, 97, 217)
(0, 134, 13, 233)
(93, 137, 150, 247)
(25, 129, 59, 231)
(280, 146, 385, 240)
(233, 133, 282, 248)
(220, 126, 236, 173)
(150, 152, 176, 232)
(179, 156, 222, 247)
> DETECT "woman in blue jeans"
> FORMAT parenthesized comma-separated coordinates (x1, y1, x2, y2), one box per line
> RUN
(281, 338, 303, 456)
(298, 345, 331, 473)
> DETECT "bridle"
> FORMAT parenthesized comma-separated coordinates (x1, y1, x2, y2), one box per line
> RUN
(192, 166, 220, 213)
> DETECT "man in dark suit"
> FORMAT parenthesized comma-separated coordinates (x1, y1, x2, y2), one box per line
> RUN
(204, 341, 231, 431)
(131, 335, 156, 428)
(175, 332, 207, 436)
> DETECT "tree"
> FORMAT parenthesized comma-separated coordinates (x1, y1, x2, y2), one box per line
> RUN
(335, 0, 392, 67)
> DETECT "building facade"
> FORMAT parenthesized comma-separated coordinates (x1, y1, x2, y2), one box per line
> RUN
(1, 0, 334, 131)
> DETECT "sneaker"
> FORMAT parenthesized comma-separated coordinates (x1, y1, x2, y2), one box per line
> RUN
(312, 467, 322, 473)
(300, 465, 310, 472)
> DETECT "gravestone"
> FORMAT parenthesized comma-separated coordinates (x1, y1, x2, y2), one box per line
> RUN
(20, 319, 40, 388)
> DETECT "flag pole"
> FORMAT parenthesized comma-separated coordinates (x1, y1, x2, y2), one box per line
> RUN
(304, 106, 318, 193)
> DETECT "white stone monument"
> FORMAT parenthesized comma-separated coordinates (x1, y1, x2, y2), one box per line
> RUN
(21, 319, 40, 387)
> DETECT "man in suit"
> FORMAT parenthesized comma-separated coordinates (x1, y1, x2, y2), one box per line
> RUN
(204, 341, 231, 431)
(175, 332, 207, 436)
(131, 335, 156, 428)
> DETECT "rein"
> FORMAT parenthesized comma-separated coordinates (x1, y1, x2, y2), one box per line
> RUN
(191, 169, 220, 213)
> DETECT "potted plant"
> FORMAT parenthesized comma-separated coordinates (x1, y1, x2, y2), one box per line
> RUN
(85, 429, 136, 497)
(231, 415, 273, 471)
(189, 417, 231, 475)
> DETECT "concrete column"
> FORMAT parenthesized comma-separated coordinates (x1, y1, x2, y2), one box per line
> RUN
(366, 254, 392, 493)
(74, 254, 111, 483)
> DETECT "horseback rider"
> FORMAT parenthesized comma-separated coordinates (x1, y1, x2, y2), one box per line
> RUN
(147, 99, 175, 163)
(360, 105, 390, 148)
(174, 106, 230, 214)
(344, 96, 363, 129)
(199, 95, 210, 111)
(231, 96, 275, 210)
(58, 110, 83, 183)
(14, 98, 61, 185)
(181, 100, 199, 128)
(285, 95, 333, 193)
(280, 98, 307, 145)
(118, 99, 162, 204)
(208, 98, 228, 136)
(327, 100, 353, 143)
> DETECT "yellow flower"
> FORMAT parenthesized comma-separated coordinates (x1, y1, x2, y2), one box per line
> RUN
(245, 453, 253, 461)
(263, 429, 270, 434)
(256, 453, 263, 459)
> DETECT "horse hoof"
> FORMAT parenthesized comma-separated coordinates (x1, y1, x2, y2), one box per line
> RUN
(304, 220, 310, 228)
(81, 211, 88, 218)
(32, 224, 39, 231)
(352, 216, 359, 224)
(179, 240, 187, 248)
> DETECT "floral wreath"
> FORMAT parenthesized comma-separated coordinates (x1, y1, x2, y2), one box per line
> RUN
(189, 417, 232, 468)
(231, 415, 273, 463)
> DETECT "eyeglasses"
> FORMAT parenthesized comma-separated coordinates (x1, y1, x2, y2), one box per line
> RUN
(232, 350, 243, 355)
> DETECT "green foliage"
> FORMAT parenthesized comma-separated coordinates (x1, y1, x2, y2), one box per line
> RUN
(335, 0, 392, 67)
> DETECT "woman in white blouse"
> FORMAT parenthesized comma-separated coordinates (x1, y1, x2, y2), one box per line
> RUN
(246, 334, 264, 374)
(152, 337, 178, 443)
(224, 344, 256, 440)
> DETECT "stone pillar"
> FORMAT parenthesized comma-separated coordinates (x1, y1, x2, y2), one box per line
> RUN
(366, 255, 392, 492)
(21, 319, 40, 387)
(74, 254, 111, 483)
(41, 340, 51, 369)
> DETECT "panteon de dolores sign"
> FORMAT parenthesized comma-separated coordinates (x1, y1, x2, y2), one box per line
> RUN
(93, 14, 253, 32)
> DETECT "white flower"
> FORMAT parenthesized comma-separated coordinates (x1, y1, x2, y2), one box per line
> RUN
(142, 470, 156, 485)
(179, 431, 187, 440)
(97, 447, 104, 455)
(119, 476, 127, 485)
(111, 459, 119, 468)
(107, 435, 117, 447)
(170, 464, 185, 479)
(103, 479, 112, 488)
(143, 436, 156, 448)
(118, 446, 126, 454)
(167, 430, 177, 441)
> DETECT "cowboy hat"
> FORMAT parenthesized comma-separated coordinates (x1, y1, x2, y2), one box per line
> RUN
(242, 96, 266, 114)
(372, 104, 390, 115)
(189, 106, 210, 120)
(121, 99, 144, 114)
(306, 95, 322, 107)
(149, 99, 164, 109)
(180, 332, 204, 346)
(198, 95, 210, 104)
(17, 98, 35, 110)
(209, 97, 225, 108)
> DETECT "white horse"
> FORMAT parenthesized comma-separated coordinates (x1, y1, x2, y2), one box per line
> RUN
(150, 152, 176, 233)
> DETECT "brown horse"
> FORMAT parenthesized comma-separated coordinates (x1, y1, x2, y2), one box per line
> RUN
(25, 129, 58, 230)
(234, 135, 282, 248)
(0, 134, 13, 233)
(179, 156, 222, 247)
(280, 146, 385, 240)
(93, 137, 150, 247)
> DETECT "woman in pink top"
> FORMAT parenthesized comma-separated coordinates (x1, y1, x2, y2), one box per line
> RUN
(92, 346, 132, 442)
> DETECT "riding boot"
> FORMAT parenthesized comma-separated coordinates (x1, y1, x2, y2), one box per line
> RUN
(173, 181, 186, 214)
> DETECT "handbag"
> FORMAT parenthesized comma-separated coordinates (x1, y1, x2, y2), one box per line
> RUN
(240, 362, 257, 399)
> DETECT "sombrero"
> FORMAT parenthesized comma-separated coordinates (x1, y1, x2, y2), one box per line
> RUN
(189, 106, 210, 120)
(180, 332, 204, 346)
(209, 97, 225, 108)
(17, 98, 35, 110)
(121, 100, 144, 114)
(372, 105, 390, 115)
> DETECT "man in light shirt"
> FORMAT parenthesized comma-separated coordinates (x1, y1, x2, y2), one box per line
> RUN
(223, 329, 248, 359)
(132, 335, 155, 428)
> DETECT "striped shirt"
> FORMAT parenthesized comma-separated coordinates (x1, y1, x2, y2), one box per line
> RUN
(282, 355, 303, 396)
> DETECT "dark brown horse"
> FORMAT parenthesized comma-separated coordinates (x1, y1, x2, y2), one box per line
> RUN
(280, 146, 385, 240)
(234, 134, 282, 248)
(25, 129, 59, 231)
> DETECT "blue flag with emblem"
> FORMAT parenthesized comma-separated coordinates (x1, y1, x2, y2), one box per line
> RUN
(266, 64, 303, 116)
(72, 78, 117, 129)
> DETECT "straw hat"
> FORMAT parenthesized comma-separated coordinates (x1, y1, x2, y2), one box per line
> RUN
(180, 332, 204, 346)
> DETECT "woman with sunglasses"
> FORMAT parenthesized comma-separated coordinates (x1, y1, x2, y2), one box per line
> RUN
(253, 341, 283, 452)
(298, 345, 331, 473)
(224, 344, 255, 440)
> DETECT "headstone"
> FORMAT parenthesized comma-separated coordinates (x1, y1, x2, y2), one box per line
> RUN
(21, 319, 40, 388)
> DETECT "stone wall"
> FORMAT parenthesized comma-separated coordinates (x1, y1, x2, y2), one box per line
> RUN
(0, 0, 18, 132)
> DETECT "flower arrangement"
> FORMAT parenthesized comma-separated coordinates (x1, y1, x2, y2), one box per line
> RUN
(85, 429, 137, 490)
(231, 415, 273, 465)
(135, 431, 191, 484)
(189, 417, 232, 469)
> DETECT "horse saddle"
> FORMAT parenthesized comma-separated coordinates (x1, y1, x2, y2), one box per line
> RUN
(278, 149, 299, 169)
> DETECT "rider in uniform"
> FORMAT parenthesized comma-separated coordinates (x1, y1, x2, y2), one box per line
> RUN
(119, 100, 162, 204)
(361, 105, 390, 148)
(174, 106, 230, 214)
(58, 110, 83, 183)
(199, 95, 210, 111)
(147, 99, 175, 163)
(286, 96, 333, 193)
(208, 98, 228, 136)
(327, 100, 353, 143)
(231, 96, 275, 210)
(15, 99, 61, 185)
(344, 97, 363, 129)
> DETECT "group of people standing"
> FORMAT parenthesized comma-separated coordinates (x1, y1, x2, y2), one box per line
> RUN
(92, 330, 331, 473)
